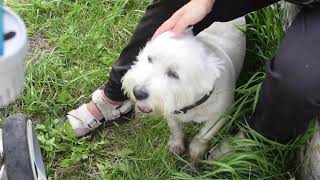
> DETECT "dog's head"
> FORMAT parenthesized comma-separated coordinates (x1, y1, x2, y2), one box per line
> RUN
(122, 31, 224, 115)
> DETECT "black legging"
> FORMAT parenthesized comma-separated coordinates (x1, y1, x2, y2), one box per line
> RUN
(104, 0, 320, 143)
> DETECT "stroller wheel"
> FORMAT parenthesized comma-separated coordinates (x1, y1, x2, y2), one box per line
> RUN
(3, 114, 46, 180)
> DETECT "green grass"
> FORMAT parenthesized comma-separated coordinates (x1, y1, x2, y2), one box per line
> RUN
(2, 1, 314, 179)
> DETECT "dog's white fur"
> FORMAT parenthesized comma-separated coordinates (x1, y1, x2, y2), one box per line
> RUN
(122, 17, 246, 161)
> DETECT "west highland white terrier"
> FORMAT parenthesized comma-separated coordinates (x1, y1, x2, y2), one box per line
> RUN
(122, 17, 246, 162)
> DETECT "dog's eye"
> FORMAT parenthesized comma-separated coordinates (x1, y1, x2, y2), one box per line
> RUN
(148, 56, 152, 63)
(167, 69, 179, 79)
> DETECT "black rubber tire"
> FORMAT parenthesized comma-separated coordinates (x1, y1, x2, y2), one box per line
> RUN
(3, 113, 34, 180)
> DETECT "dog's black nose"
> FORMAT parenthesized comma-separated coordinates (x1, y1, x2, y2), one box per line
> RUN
(133, 86, 149, 100)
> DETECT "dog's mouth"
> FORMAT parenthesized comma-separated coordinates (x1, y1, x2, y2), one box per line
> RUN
(137, 105, 153, 114)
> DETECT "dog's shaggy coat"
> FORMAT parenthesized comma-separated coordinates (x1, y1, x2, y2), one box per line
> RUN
(122, 17, 246, 161)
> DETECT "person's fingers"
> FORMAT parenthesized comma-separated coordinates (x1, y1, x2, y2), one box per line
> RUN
(153, 20, 174, 38)
(153, 9, 184, 38)
(171, 14, 191, 37)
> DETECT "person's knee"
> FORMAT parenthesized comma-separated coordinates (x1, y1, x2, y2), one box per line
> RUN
(271, 55, 320, 103)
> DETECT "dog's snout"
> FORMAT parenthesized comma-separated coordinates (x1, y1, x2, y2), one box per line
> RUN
(133, 86, 149, 100)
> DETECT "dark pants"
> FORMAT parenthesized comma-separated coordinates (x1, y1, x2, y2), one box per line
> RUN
(104, 0, 320, 143)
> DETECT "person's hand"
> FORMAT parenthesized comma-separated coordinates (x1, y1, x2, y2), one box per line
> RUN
(153, 0, 216, 38)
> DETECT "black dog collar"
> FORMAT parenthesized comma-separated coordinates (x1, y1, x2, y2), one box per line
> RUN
(172, 87, 215, 114)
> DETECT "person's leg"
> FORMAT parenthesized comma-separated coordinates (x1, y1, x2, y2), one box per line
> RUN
(247, 6, 320, 144)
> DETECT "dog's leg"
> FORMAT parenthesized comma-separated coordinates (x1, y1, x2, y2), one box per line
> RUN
(189, 116, 227, 162)
(189, 88, 234, 162)
(167, 117, 185, 155)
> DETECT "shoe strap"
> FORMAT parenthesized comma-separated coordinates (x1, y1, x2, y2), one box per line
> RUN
(67, 104, 102, 130)
(92, 90, 133, 121)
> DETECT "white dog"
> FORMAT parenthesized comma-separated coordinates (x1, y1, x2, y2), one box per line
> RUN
(122, 17, 246, 162)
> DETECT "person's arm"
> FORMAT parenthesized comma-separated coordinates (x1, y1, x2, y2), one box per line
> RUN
(286, 0, 320, 6)
(154, 0, 279, 38)
(193, 0, 279, 34)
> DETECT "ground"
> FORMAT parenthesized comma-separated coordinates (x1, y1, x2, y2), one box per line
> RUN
(2, 0, 314, 179)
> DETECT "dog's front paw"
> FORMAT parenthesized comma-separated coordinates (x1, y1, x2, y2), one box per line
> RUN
(168, 139, 185, 155)
(189, 138, 208, 162)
